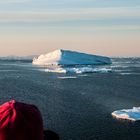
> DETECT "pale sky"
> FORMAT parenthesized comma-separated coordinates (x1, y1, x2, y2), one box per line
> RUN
(0, 0, 140, 57)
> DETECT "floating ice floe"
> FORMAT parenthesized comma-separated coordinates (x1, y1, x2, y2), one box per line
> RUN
(41, 67, 112, 74)
(44, 67, 67, 73)
(65, 67, 112, 74)
(58, 76, 77, 79)
(32, 49, 111, 65)
(112, 107, 140, 121)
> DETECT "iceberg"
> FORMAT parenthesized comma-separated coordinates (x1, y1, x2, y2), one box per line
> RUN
(32, 49, 111, 66)
(112, 107, 140, 121)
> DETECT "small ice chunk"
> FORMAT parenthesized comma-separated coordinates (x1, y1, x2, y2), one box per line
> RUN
(112, 107, 140, 121)
(44, 67, 67, 73)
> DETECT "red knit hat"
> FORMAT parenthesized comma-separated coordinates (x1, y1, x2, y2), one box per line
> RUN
(0, 100, 44, 140)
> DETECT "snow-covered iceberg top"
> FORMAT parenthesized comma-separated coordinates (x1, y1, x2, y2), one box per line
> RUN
(32, 49, 111, 66)
(112, 107, 140, 121)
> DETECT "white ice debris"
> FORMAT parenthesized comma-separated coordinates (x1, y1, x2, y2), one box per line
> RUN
(40, 67, 112, 74)
(32, 49, 111, 66)
(112, 107, 140, 121)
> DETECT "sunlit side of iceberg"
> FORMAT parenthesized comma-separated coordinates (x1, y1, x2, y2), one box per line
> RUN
(32, 49, 111, 66)
(112, 107, 140, 121)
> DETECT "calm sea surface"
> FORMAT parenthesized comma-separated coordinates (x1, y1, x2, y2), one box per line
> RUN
(0, 58, 140, 140)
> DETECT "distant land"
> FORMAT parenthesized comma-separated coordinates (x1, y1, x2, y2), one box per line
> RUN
(0, 55, 38, 60)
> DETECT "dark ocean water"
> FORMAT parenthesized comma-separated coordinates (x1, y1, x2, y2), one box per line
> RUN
(0, 58, 140, 140)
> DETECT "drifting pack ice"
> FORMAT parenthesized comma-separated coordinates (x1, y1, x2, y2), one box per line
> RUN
(32, 49, 111, 66)
(112, 107, 140, 121)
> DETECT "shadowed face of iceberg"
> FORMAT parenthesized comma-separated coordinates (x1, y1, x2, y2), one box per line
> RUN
(32, 49, 112, 66)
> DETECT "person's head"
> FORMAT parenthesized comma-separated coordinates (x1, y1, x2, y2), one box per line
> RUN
(0, 100, 44, 140)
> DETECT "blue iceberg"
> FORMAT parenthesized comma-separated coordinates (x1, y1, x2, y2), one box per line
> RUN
(32, 49, 111, 66)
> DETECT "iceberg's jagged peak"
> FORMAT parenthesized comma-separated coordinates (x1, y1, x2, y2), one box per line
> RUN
(32, 49, 111, 66)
